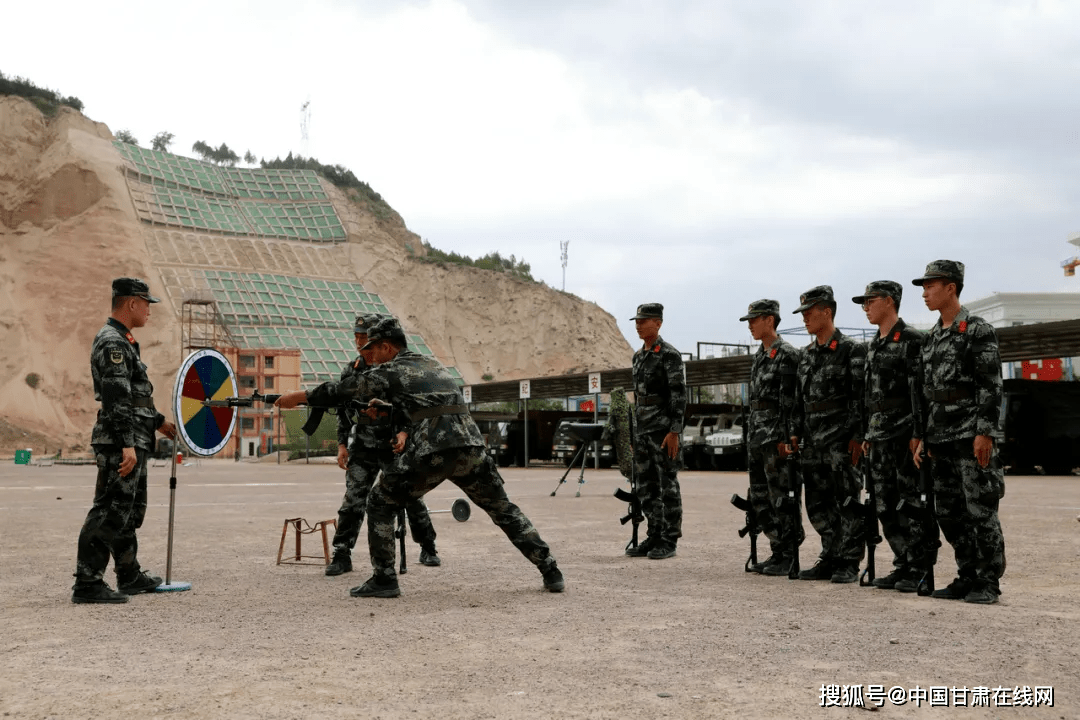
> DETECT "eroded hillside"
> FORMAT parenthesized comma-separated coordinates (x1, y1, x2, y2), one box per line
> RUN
(0, 96, 632, 453)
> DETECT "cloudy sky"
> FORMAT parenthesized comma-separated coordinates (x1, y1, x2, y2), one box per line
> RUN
(4, 0, 1079, 355)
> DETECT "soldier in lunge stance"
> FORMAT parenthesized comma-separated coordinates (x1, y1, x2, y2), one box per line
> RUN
(324, 314, 440, 577)
(277, 316, 563, 597)
(73, 278, 176, 604)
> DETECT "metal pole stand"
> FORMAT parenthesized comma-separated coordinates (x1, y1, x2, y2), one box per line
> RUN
(156, 443, 192, 592)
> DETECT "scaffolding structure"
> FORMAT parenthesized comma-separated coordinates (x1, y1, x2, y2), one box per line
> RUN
(180, 288, 237, 360)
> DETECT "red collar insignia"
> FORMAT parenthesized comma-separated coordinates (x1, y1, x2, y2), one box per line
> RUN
(653, 344, 660, 353)
(892, 331, 900, 342)
(125, 332, 136, 344)
(829, 339, 838, 350)
(769, 348, 777, 359)
(958, 321, 967, 333)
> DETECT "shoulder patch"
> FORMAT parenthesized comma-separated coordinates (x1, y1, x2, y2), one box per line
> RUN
(958, 321, 967, 334)
(109, 349, 125, 365)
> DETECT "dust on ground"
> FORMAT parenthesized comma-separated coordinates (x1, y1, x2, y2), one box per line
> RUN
(1, 462, 1077, 719)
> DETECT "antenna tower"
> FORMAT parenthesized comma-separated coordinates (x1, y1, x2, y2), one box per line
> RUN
(300, 97, 311, 156)
(560, 240, 569, 291)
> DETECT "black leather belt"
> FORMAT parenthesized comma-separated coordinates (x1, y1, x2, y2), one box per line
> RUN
(751, 400, 778, 411)
(931, 387, 975, 403)
(869, 397, 908, 413)
(131, 397, 155, 408)
(411, 404, 469, 421)
(805, 399, 845, 413)
(637, 395, 663, 406)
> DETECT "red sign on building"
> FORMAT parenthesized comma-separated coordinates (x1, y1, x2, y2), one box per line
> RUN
(1021, 358, 1063, 381)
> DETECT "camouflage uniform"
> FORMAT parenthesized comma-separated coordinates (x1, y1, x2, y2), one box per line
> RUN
(631, 304, 686, 554)
(741, 299, 801, 561)
(790, 286, 866, 574)
(913, 260, 1006, 599)
(330, 354, 436, 560)
(74, 291, 165, 592)
(855, 281, 938, 581)
(308, 318, 558, 590)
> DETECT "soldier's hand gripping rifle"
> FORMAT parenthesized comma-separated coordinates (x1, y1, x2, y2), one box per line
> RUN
(780, 448, 802, 579)
(608, 388, 644, 551)
(730, 492, 761, 572)
(204, 391, 329, 436)
(856, 449, 882, 587)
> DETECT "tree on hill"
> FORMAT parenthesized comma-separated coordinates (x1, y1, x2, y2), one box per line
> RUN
(0, 71, 83, 115)
(243, 150, 256, 164)
(151, 131, 174, 152)
(115, 130, 139, 146)
(192, 140, 240, 166)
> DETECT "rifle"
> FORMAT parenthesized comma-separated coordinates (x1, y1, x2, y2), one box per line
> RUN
(780, 451, 802, 579)
(608, 388, 642, 551)
(730, 492, 760, 572)
(613, 462, 644, 551)
(857, 448, 882, 587)
(916, 452, 938, 596)
(204, 391, 327, 436)
(395, 508, 408, 574)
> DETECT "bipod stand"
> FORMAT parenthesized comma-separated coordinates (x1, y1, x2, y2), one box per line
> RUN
(156, 445, 192, 592)
(551, 442, 589, 497)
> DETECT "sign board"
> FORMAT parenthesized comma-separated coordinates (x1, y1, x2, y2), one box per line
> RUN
(588, 372, 601, 394)
(519, 380, 531, 399)
(462, 386, 472, 403)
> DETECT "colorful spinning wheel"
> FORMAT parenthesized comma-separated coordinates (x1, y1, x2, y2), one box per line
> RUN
(173, 349, 238, 456)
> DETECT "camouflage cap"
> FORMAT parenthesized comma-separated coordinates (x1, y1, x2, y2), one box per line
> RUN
(360, 315, 408, 350)
(630, 303, 664, 320)
(912, 259, 965, 286)
(739, 299, 780, 321)
(792, 285, 834, 314)
(353, 313, 383, 334)
(112, 277, 160, 303)
(852, 280, 902, 305)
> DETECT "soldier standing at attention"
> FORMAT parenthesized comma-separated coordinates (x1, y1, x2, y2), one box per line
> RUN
(789, 286, 867, 583)
(626, 303, 686, 560)
(741, 299, 801, 575)
(853, 281, 936, 592)
(276, 316, 563, 598)
(72, 278, 176, 604)
(912, 260, 1006, 605)
(324, 314, 440, 577)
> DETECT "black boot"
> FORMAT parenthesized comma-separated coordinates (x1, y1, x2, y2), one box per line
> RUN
(350, 574, 401, 598)
(325, 552, 353, 576)
(117, 569, 163, 595)
(541, 565, 565, 592)
(419, 545, 441, 567)
(72, 582, 130, 604)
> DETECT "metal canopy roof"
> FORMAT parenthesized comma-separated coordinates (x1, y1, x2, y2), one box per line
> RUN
(468, 319, 1080, 402)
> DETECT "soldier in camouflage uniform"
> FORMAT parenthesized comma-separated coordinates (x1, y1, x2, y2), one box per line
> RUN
(853, 281, 937, 592)
(789, 286, 867, 583)
(278, 316, 563, 598)
(72, 278, 177, 604)
(912, 260, 1006, 605)
(324, 314, 440, 577)
(627, 303, 685, 560)
(740, 299, 802, 575)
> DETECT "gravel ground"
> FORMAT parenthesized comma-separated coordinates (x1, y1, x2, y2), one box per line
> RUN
(1, 460, 1077, 719)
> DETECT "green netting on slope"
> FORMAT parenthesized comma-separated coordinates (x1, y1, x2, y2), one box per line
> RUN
(195, 270, 446, 383)
(220, 167, 327, 200)
(239, 201, 346, 241)
(150, 188, 253, 234)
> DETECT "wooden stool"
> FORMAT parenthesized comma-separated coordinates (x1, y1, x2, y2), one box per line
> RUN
(276, 517, 337, 566)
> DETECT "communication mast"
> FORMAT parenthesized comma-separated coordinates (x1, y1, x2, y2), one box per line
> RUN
(300, 97, 311, 156)
(560, 240, 569, 291)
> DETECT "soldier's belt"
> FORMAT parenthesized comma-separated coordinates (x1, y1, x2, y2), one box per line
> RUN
(636, 395, 664, 406)
(931, 387, 975, 403)
(131, 397, 155, 408)
(869, 398, 909, 413)
(410, 404, 469, 421)
(805, 399, 845, 413)
(751, 400, 778, 411)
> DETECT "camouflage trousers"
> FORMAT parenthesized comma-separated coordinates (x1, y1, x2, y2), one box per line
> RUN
(332, 457, 436, 557)
(73, 447, 149, 588)
(634, 430, 683, 547)
(748, 442, 804, 557)
(800, 441, 864, 565)
(366, 446, 556, 581)
(867, 436, 939, 573)
(927, 439, 1006, 594)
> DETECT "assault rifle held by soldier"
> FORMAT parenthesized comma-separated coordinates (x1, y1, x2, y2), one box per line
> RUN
(855, 450, 883, 586)
(916, 451, 938, 596)
(779, 447, 802, 579)
(204, 391, 374, 437)
(730, 492, 760, 572)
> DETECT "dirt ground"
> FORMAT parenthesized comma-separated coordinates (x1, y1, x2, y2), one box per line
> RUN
(1, 460, 1077, 719)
